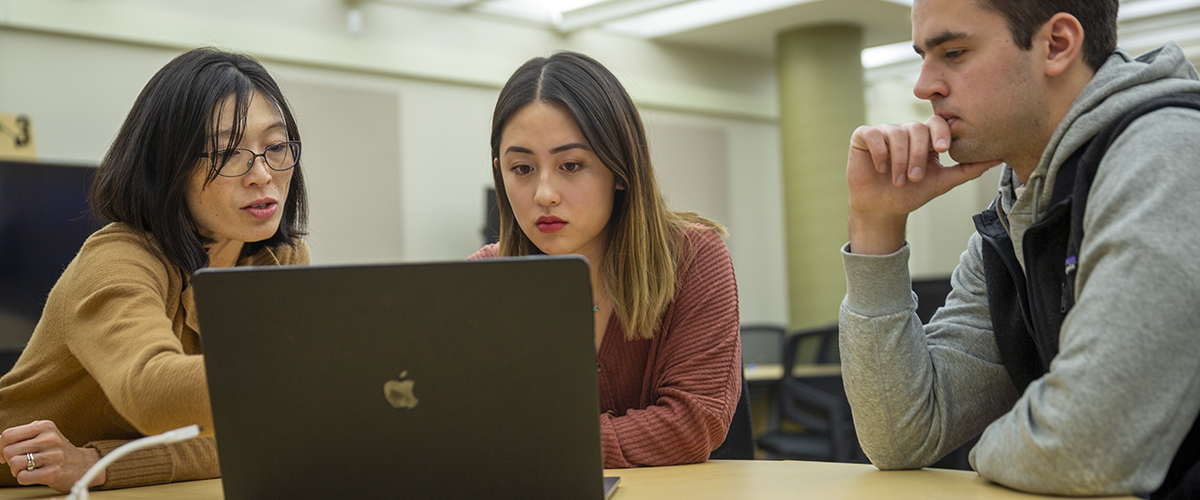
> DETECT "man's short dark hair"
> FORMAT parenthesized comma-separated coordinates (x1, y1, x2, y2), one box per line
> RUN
(977, 0, 1119, 71)
(91, 47, 308, 277)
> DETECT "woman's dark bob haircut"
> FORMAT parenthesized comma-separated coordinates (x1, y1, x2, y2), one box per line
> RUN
(91, 47, 307, 277)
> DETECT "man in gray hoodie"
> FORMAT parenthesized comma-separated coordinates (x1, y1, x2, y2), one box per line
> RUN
(840, 0, 1200, 497)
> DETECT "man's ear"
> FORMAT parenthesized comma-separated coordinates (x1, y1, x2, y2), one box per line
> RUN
(1041, 12, 1085, 77)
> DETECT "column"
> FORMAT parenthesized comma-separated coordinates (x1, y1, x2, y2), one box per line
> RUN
(777, 25, 865, 331)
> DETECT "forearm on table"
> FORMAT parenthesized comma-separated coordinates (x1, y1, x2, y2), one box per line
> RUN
(839, 242, 1015, 468)
(87, 436, 218, 490)
(599, 381, 737, 468)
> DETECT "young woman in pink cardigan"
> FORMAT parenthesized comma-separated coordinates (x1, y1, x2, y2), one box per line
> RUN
(470, 51, 742, 467)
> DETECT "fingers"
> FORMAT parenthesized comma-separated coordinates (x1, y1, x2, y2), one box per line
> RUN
(15, 454, 76, 492)
(902, 122, 932, 183)
(925, 115, 952, 153)
(851, 123, 940, 188)
(5, 443, 57, 479)
(2, 423, 93, 493)
(884, 126, 911, 186)
(1, 420, 70, 479)
(1, 421, 64, 455)
(6, 451, 31, 479)
(0, 421, 46, 457)
(13, 450, 53, 483)
(850, 125, 892, 174)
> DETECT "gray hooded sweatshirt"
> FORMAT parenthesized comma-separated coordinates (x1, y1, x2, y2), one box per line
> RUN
(839, 43, 1200, 496)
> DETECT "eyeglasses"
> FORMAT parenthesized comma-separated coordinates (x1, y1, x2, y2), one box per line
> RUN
(200, 141, 301, 177)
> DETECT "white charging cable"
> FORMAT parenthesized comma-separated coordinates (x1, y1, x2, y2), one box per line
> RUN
(65, 425, 202, 500)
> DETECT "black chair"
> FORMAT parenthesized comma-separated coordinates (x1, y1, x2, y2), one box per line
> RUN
(912, 277, 952, 323)
(739, 324, 786, 368)
(755, 324, 863, 462)
(0, 347, 20, 376)
(710, 324, 780, 460)
(709, 377, 754, 460)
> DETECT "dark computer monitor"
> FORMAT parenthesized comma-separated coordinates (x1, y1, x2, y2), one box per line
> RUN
(0, 161, 105, 359)
(483, 187, 500, 245)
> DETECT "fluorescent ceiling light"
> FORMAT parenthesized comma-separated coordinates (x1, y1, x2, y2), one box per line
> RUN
(378, 0, 478, 8)
(438, 0, 612, 23)
(1118, 22, 1200, 49)
(474, 0, 556, 22)
(558, 0, 694, 31)
(862, 40, 920, 68)
(601, 0, 817, 38)
(1120, 0, 1200, 21)
(552, 0, 612, 12)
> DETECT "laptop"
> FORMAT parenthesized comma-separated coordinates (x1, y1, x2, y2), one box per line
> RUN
(192, 256, 619, 499)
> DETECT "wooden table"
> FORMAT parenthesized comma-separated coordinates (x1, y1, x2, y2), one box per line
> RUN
(0, 460, 1137, 499)
(743, 363, 841, 382)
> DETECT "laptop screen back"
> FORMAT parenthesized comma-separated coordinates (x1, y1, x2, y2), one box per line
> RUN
(193, 256, 604, 499)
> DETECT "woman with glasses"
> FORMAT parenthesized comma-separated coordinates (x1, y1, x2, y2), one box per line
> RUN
(472, 52, 741, 467)
(0, 47, 308, 491)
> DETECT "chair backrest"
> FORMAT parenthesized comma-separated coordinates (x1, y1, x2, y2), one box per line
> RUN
(912, 278, 952, 323)
(709, 377, 754, 460)
(785, 324, 840, 367)
(780, 324, 846, 435)
(739, 324, 786, 367)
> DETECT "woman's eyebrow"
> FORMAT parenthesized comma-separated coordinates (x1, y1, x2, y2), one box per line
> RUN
(505, 145, 534, 155)
(549, 143, 589, 154)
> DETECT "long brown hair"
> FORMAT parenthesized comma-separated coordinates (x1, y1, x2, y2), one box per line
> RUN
(490, 51, 725, 340)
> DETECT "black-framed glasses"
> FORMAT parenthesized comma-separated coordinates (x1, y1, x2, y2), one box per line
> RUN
(200, 141, 301, 177)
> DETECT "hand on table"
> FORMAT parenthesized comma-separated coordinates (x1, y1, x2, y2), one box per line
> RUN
(0, 420, 105, 492)
(846, 115, 1002, 255)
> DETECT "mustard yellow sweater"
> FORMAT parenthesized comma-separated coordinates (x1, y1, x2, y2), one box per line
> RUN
(0, 223, 308, 489)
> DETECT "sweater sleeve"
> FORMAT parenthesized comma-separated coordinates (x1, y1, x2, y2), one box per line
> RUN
(85, 436, 219, 489)
(466, 244, 499, 260)
(599, 229, 742, 467)
(970, 108, 1200, 496)
(66, 238, 308, 490)
(838, 239, 1020, 470)
(61, 242, 212, 438)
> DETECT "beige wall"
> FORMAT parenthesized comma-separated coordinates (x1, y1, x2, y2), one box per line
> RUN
(0, 0, 1023, 329)
(0, 4, 791, 325)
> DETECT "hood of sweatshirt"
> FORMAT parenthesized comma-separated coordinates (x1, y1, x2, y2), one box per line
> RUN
(998, 42, 1200, 269)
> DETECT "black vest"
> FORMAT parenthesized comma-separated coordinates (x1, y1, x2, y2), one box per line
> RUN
(973, 94, 1200, 500)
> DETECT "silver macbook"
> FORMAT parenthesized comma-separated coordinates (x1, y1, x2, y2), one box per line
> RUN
(192, 255, 618, 499)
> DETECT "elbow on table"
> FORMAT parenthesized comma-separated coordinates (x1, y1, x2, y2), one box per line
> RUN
(864, 453, 929, 472)
(855, 431, 940, 471)
(974, 448, 1157, 496)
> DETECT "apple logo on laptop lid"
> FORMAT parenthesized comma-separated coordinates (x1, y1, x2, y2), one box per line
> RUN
(384, 371, 419, 410)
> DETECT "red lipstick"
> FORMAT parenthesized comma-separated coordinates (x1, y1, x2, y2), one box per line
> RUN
(535, 215, 567, 234)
